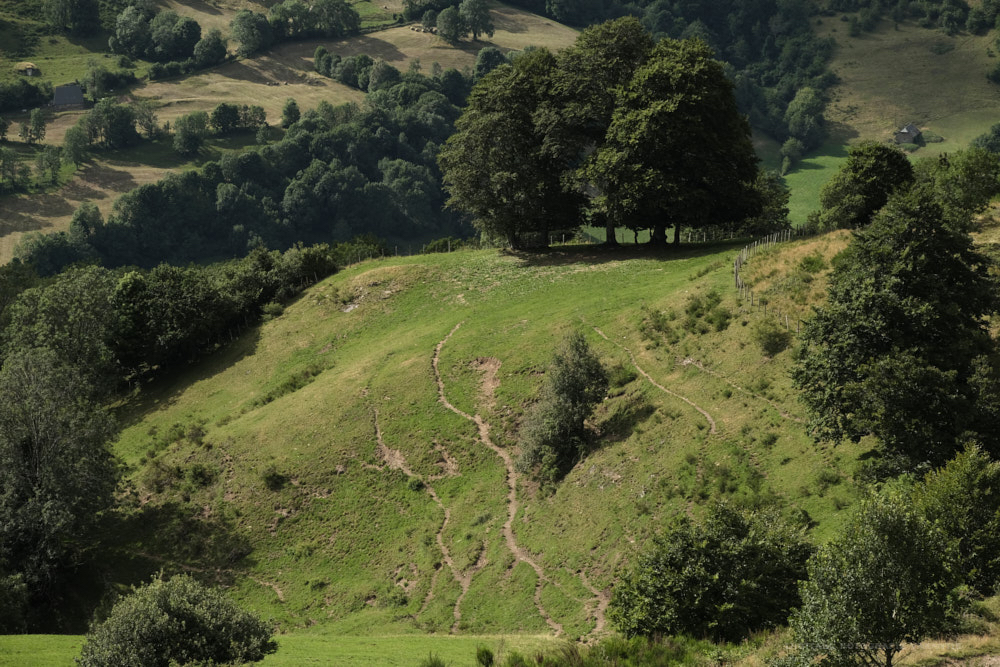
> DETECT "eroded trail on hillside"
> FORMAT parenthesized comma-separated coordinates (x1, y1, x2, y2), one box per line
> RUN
(679, 358, 805, 424)
(371, 409, 479, 630)
(433, 323, 564, 636)
(592, 327, 717, 434)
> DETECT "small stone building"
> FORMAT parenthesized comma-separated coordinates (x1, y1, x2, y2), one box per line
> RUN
(894, 123, 922, 144)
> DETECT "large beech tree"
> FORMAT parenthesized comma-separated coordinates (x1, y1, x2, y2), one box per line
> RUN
(439, 48, 583, 248)
(590, 37, 761, 244)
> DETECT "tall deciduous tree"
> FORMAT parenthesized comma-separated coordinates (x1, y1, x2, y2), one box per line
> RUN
(459, 0, 494, 40)
(815, 140, 913, 230)
(230, 10, 273, 57)
(0, 348, 117, 626)
(439, 49, 583, 248)
(436, 6, 466, 43)
(790, 493, 960, 667)
(589, 38, 761, 245)
(546, 17, 652, 245)
(793, 184, 1000, 465)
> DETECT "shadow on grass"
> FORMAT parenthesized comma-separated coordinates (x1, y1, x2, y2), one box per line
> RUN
(504, 237, 749, 269)
(114, 323, 263, 432)
(102, 501, 254, 586)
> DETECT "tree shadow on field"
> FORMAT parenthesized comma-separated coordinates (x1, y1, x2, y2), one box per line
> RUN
(172, 0, 223, 16)
(492, 6, 529, 33)
(105, 501, 254, 582)
(504, 237, 749, 269)
(114, 324, 263, 431)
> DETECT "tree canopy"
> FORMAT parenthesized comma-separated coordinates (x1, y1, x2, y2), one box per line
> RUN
(609, 503, 812, 642)
(441, 23, 766, 248)
(793, 184, 1000, 465)
(790, 493, 960, 667)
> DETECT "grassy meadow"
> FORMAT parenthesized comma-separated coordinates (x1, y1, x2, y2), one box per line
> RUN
(6, 236, 1000, 664)
(106, 240, 859, 638)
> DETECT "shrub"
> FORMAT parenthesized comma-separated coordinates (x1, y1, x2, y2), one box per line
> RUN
(609, 502, 813, 642)
(261, 463, 288, 491)
(77, 574, 276, 667)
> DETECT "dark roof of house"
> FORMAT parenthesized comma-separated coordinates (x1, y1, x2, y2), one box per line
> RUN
(898, 123, 921, 136)
(52, 83, 84, 106)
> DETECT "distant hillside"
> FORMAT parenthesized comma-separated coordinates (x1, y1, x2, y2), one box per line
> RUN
(821, 18, 1000, 152)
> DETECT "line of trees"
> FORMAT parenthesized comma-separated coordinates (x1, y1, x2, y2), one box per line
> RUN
(19, 72, 468, 273)
(230, 0, 360, 58)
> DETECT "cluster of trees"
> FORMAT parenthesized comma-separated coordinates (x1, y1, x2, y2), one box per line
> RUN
(44, 0, 101, 35)
(108, 6, 228, 76)
(478, 0, 835, 148)
(313, 48, 473, 105)
(229, 0, 360, 58)
(0, 244, 338, 630)
(80, 62, 138, 99)
(22, 78, 467, 272)
(0, 80, 53, 114)
(826, 0, 995, 35)
(441, 19, 775, 249)
(110, 7, 201, 61)
(797, 142, 1000, 469)
(611, 445, 1000, 667)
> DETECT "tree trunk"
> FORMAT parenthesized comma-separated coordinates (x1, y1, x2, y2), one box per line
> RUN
(651, 223, 668, 244)
(605, 217, 618, 246)
(673, 223, 682, 247)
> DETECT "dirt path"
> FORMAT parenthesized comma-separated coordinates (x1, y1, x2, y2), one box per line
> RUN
(372, 409, 470, 629)
(577, 569, 610, 638)
(592, 327, 717, 434)
(433, 323, 564, 636)
(679, 358, 805, 424)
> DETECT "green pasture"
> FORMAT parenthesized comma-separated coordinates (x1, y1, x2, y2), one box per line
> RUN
(105, 239, 863, 641)
(0, 633, 558, 666)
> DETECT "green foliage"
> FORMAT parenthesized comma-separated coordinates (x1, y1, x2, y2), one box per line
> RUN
(77, 574, 277, 667)
(518, 331, 607, 484)
(591, 37, 762, 244)
(459, 0, 493, 40)
(789, 493, 961, 667)
(0, 348, 118, 628)
(281, 98, 300, 128)
(172, 110, 209, 156)
(608, 503, 812, 642)
(440, 48, 582, 248)
(794, 184, 1000, 465)
(436, 6, 466, 43)
(815, 140, 914, 230)
(911, 445, 1000, 595)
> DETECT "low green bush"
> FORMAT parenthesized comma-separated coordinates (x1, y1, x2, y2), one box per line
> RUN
(77, 574, 276, 667)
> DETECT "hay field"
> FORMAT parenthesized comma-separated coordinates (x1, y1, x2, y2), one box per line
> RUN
(820, 18, 1000, 152)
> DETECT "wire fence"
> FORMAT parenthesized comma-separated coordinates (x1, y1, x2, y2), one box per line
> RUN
(733, 228, 813, 333)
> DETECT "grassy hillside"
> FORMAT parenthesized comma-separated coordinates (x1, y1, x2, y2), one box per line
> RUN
(101, 237, 864, 641)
